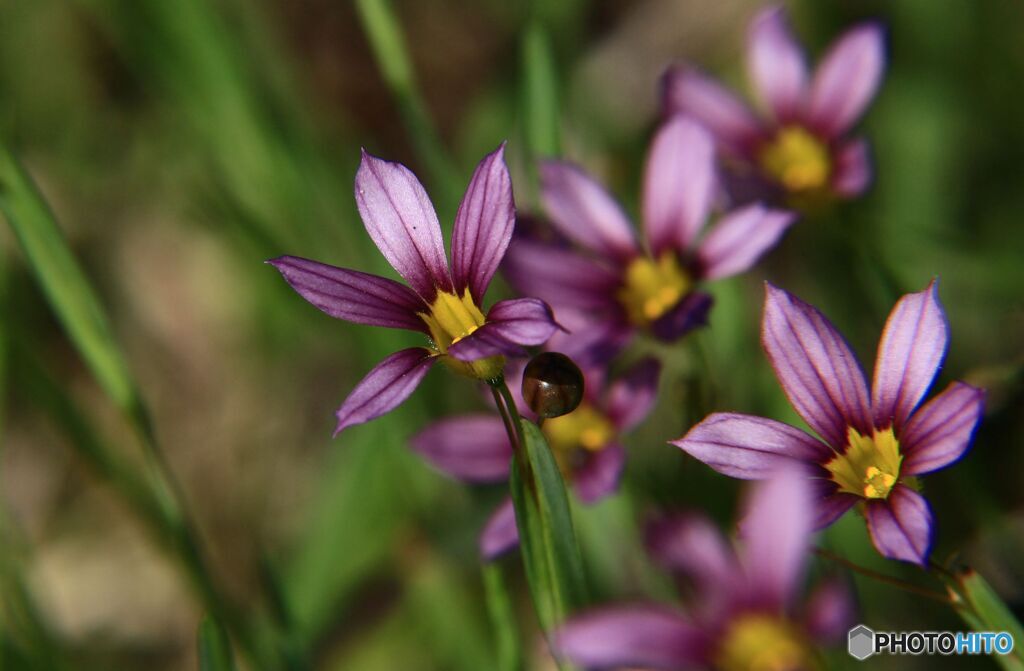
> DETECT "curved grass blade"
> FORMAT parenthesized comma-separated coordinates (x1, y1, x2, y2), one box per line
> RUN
(944, 568, 1024, 671)
(198, 616, 237, 671)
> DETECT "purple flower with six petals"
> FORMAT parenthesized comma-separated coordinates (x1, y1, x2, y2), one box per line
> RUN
(672, 281, 985, 565)
(503, 117, 794, 359)
(269, 145, 560, 435)
(556, 469, 852, 671)
(411, 358, 660, 559)
(662, 6, 885, 204)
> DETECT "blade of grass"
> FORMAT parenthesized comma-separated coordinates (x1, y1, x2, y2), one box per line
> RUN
(198, 616, 238, 671)
(521, 22, 561, 160)
(482, 560, 524, 671)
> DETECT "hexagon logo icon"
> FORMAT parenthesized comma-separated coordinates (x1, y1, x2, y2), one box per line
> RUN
(848, 624, 875, 660)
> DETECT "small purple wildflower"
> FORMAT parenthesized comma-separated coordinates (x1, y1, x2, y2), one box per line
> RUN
(411, 358, 660, 559)
(556, 470, 853, 671)
(662, 6, 885, 205)
(269, 145, 560, 436)
(672, 281, 985, 565)
(503, 117, 794, 360)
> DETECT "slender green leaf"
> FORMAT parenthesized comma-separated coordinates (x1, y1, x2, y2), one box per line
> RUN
(198, 616, 237, 671)
(521, 22, 561, 159)
(945, 568, 1024, 671)
(0, 145, 139, 417)
(482, 561, 523, 671)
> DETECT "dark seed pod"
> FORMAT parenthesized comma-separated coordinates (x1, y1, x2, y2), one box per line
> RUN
(521, 352, 584, 419)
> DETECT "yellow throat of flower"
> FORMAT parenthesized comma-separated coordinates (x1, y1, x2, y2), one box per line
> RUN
(758, 126, 831, 194)
(715, 614, 817, 671)
(824, 426, 903, 500)
(617, 253, 691, 327)
(419, 289, 504, 380)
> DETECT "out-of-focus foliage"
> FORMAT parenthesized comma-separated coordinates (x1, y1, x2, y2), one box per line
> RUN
(0, 0, 1021, 669)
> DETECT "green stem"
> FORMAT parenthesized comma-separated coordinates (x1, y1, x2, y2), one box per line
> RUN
(490, 378, 526, 454)
(813, 548, 954, 605)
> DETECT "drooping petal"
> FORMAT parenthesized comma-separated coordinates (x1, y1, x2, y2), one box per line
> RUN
(739, 468, 812, 610)
(605, 358, 661, 432)
(872, 280, 948, 430)
(901, 382, 984, 476)
(747, 6, 808, 121)
(451, 143, 515, 302)
(804, 579, 855, 643)
(671, 413, 830, 479)
(334, 348, 436, 435)
(650, 290, 714, 342)
(661, 65, 764, 156)
(809, 480, 859, 530)
(642, 117, 717, 255)
(446, 298, 561, 362)
(538, 160, 639, 261)
(762, 283, 873, 448)
(831, 138, 872, 197)
(696, 205, 795, 281)
(646, 515, 738, 597)
(409, 415, 512, 482)
(555, 606, 707, 671)
(268, 256, 427, 331)
(864, 485, 933, 565)
(808, 23, 886, 137)
(480, 498, 519, 560)
(573, 443, 626, 504)
(501, 238, 622, 311)
(355, 150, 452, 300)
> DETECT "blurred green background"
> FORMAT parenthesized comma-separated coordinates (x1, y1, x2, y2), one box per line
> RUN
(1, 0, 1022, 669)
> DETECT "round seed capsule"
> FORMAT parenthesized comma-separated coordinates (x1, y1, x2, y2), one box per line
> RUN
(521, 352, 584, 419)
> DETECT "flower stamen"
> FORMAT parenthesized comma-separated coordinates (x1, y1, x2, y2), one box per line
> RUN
(617, 253, 691, 326)
(758, 126, 831, 193)
(420, 288, 503, 379)
(825, 426, 902, 500)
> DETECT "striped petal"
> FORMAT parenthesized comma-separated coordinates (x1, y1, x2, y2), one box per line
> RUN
(410, 415, 512, 482)
(268, 256, 426, 332)
(696, 204, 795, 281)
(762, 283, 872, 447)
(642, 117, 717, 254)
(747, 6, 808, 121)
(901, 382, 984, 476)
(864, 485, 933, 565)
(501, 238, 621, 311)
(872, 280, 948, 430)
(446, 298, 560, 362)
(451, 143, 515, 302)
(808, 23, 886, 137)
(355, 150, 452, 300)
(538, 160, 639, 261)
(661, 65, 764, 156)
(334, 348, 436, 436)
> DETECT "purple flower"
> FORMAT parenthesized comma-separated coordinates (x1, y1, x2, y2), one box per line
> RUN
(503, 117, 795, 359)
(411, 358, 660, 558)
(556, 469, 853, 670)
(672, 281, 985, 565)
(662, 6, 884, 204)
(269, 145, 560, 435)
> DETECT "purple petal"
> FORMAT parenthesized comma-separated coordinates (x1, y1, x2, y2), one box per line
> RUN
(864, 485, 933, 565)
(646, 515, 738, 594)
(809, 482, 859, 530)
(555, 606, 707, 670)
(334, 348, 436, 435)
(650, 291, 714, 342)
(901, 382, 984, 476)
(480, 498, 519, 560)
(696, 205, 795, 281)
(501, 238, 621, 311)
(355, 150, 452, 300)
(872, 280, 948, 430)
(747, 6, 808, 121)
(268, 256, 426, 331)
(808, 23, 886, 137)
(451, 144, 515, 303)
(832, 138, 872, 197)
(642, 117, 717, 255)
(804, 579, 855, 643)
(446, 298, 561, 362)
(762, 283, 872, 448)
(409, 415, 512, 482)
(543, 308, 634, 369)
(605, 358, 661, 432)
(538, 160, 639, 261)
(739, 468, 812, 610)
(671, 413, 830, 479)
(661, 65, 764, 157)
(573, 443, 626, 504)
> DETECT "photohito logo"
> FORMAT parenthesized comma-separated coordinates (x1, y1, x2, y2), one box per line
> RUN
(847, 624, 1015, 660)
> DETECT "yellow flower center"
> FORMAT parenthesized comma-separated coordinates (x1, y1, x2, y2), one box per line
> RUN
(715, 614, 817, 671)
(542, 403, 615, 476)
(758, 126, 831, 193)
(824, 426, 903, 500)
(419, 289, 504, 380)
(617, 253, 691, 327)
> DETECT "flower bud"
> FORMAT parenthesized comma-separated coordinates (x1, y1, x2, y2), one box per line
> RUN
(521, 352, 584, 419)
